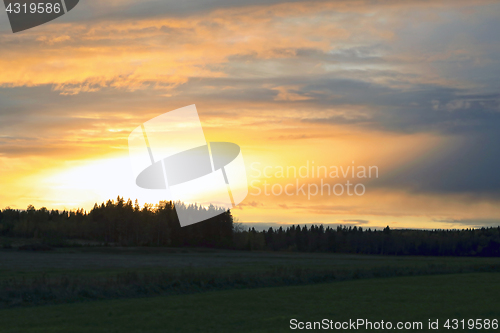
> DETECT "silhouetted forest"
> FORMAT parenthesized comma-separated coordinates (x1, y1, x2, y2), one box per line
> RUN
(240, 225, 500, 257)
(1, 198, 499, 256)
(0, 197, 233, 248)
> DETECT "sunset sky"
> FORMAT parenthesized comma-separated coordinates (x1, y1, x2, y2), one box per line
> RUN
(1, 0, 500, 230)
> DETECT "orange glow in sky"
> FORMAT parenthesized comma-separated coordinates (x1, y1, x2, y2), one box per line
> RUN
(1, 0, 500, 230)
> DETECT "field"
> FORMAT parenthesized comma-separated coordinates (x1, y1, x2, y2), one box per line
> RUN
(2, 247, 500, 275)
(0, 273, 499, 332)
(0, 247, 499, 332)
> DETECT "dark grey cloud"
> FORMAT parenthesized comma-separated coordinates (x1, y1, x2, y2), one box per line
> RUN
(303, 84, 500, 134)
(376, 132, 500, 196)
(166, 72, 500, 135)
(227, 45, 389, 65)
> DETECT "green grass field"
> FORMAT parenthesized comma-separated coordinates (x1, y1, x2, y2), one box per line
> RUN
(0, 248, 499, 306)
(0, 272, 498, 332)
(0, 247, 499, 332)
(2, 247, 500, 278)
(0, 248, 499, 308)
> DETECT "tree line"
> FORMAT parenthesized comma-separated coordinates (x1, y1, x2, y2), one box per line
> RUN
(236, 225, 500, 256)
(0, 197, 233, 248)
(0, 198, 499, 256)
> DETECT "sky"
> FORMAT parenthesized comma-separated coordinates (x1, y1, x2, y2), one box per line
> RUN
(1, 0, 500, 230)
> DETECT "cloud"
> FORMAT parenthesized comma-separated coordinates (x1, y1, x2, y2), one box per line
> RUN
(377, 132, 500, 195)
(238, 201, 263, 208)
(338, 219, 370, 225)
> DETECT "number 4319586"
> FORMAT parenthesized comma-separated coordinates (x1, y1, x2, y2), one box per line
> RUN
(5, 2, 62, 14)
(444, 319, 498, 330)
